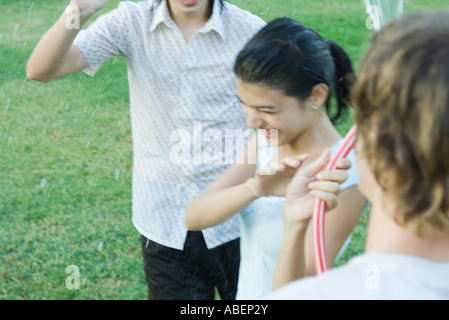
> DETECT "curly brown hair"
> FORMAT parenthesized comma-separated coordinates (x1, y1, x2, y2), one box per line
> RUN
(352, 11, 449, 236)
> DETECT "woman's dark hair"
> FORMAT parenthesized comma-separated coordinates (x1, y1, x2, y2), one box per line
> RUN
(234, 17, 354, 123)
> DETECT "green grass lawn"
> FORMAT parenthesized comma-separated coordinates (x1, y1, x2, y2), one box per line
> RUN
(1, 0, 448, 300)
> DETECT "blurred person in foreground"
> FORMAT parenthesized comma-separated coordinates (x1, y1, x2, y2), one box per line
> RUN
(269, 10, 449, 299)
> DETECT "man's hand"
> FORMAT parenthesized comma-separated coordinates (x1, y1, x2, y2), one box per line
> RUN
(70, 0, 110, 14)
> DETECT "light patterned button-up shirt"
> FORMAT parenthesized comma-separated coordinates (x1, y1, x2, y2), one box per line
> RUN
(74, 0, 265, 249)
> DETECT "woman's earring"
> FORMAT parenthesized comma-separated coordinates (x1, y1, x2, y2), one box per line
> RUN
(312, 105, 318, 110)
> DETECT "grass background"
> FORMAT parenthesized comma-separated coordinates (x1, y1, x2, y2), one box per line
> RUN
(1, 0, 448, 300)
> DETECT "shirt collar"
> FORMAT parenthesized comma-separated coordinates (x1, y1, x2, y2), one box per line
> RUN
(199, 0, 226, 41)
(150, 0, 227, 41)
(150, 1, 176, 32)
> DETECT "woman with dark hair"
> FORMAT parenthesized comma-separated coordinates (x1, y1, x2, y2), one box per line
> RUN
(186, 17, 367, 299)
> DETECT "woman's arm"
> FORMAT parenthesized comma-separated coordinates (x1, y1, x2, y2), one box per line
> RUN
(272, 150, 361, 289)
(185, 135, 259, 231)
(273, 187, 365, 288)
(186, 134, 311, 231)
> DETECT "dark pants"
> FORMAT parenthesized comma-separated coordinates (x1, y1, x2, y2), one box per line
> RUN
(141, 231, 240, 300)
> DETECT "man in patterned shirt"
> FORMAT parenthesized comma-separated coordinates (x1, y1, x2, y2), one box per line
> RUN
(27, 0, 265, 299)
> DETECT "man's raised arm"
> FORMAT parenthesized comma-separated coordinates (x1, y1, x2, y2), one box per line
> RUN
(26, 0, 109, 83)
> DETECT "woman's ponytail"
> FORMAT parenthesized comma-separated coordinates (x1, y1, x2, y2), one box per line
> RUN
(325, 39, 355, 122)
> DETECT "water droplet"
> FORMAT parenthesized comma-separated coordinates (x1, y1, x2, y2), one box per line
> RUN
(40, 178, 49, 192)
(27, 2, 35, 19)
(260, 7, 269, 15)
(114, 168, 120, 181)
(5, 98, 10, 112)
(12, 24, 20, 38)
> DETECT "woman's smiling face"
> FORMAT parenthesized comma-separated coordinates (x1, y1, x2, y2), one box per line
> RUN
(236, 78, 316, 147)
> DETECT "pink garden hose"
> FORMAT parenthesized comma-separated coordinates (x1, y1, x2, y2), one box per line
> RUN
(311, 0, 403, 276)
(312, 125, 357, 275)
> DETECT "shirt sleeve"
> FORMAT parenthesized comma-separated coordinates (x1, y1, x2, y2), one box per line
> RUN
(73, 2, 133, 76)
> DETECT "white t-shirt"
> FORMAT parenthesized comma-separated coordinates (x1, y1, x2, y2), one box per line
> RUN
(269, 252, 449, 300)
(74, 0, 266, 249)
